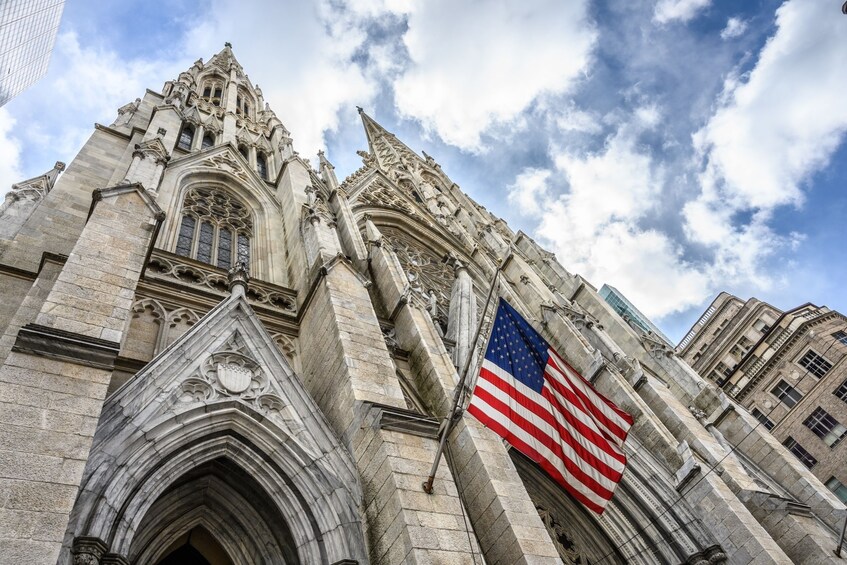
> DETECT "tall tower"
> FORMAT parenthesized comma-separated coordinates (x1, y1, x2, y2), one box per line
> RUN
(0, 45, 844, 565)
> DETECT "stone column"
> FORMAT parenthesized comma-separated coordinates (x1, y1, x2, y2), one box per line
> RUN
(445, 260, 476, 371)
(365, 222, 562, 564)
(0, 185, 163, 564)
(298, 214, 482, 564)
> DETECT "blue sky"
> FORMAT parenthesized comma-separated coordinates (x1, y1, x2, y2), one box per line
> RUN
(1, 0, 845, 343)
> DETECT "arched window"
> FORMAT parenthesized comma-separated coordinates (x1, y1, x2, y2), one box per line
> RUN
(177, 124, 194, 151)
(238, 144, 249, 161)
(201, 133, 215, 149)
(256, 153, 268, 180)
(236, 88, 253, 118)
(174, 187, 252, 270)
(200, 76, 226, 106)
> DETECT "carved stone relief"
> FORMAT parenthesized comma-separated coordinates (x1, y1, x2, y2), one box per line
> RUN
(175, 332, 288, 420)
(382, 228, 453, 332)
(536, 505, 588, 564)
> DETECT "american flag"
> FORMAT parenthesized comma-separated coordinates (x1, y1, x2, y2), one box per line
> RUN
(467, 299, 633, 514)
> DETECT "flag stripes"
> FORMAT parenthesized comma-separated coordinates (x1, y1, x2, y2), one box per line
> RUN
(467, 299, 633, 515)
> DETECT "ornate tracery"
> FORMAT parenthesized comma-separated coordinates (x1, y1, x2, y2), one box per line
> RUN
(175, 187, 252, 271)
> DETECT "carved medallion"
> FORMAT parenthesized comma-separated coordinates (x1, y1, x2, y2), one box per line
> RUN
(217, 362, 253, 393)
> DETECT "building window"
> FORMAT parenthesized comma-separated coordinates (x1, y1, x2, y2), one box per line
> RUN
(256, 153, 268, 179)
(825, 477, 847, 503)
(771, 380, 802, 408)
(178, 124, 194, 150)
(750, 408, 775, 430)
(803, 407, 847, 448)
(833, 330, 847, 345)
(753, 319, 771, 333)
(236, 90, 252, 118)
(731, 336, 753, 358)
(835, 378, 847, 403)
(797, 349, 833, 378)
(174, 187, 252, 271)
(201, 77, 225, 106)
(782, 436, 817, 469)
(238, 144, 249, 161)
(201, 133, 215, 149)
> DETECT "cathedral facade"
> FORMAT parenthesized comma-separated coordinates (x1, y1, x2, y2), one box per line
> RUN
(0, 45, 844, 565)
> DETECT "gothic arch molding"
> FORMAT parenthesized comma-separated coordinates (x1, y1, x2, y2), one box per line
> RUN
(157, 163, 281, 281)
(68, 404, 362, 564)
(356, 207, 491, 287)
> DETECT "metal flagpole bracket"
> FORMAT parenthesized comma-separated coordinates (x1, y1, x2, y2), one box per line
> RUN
(423, 263, 504, 494)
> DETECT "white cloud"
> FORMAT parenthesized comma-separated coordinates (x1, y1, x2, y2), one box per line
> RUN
(507, 169, 550, 216)
(720, 17, 748, 40)
(183, 1, 377, 157)
(0, 108, 23, 193)
(692, 1, 847, 211)
(511, 121, 710, 318)
(654, 0, 711, 24)
(393, 0, 596, 151)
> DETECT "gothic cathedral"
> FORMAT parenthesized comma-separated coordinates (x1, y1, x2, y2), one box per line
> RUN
(0, 45, 844, 565)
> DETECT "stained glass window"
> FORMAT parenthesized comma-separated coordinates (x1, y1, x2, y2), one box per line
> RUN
(201, 133, 214, 149)
(175, 187, 252, 271)
(217, 229, 232, 270)
(237, 234, 250, 266)
(197, 222, 214, 263)
(175, 216, 195, 257)
(178, 125, 194, 150)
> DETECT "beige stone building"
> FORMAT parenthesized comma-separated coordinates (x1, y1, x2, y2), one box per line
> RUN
(678, 293, 847, 505)
(0, 45, 845, 564)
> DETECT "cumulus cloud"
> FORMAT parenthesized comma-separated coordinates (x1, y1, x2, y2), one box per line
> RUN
(654, 0, 711, 24)
(508, 169, 550, 217)
(690, 0, 847, 222)
(393, 0, 596, 151)
(0, 109, 23, 192)
(720, 17, 748, 40)
(509, 119, 710, 318)
(183, 1, 377, 156)
(673, 0, 847, 298)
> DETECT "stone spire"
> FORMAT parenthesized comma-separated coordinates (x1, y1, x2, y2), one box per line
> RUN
(357, 108, 421, 173)
(317, 150, 339, 190)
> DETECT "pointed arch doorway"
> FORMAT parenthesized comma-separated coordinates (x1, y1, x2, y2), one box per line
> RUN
(130, 458, 300, 565)
(156, 526, 229, 565)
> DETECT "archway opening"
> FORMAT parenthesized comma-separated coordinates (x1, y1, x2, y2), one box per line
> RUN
(156, 526, 231, 565)
(131, 457, 300, 564)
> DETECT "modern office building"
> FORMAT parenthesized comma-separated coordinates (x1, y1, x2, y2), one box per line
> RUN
(599, 283, 673, 345)
(0, 0, 65, 107)
(678, 293, 847, 504)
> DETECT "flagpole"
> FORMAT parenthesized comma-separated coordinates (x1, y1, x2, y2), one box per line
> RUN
(423, 261, 504, 494)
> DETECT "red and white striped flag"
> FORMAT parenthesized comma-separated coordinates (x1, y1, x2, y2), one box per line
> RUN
(467, 299, 633, 514)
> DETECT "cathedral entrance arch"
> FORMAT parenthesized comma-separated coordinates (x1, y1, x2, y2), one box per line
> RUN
(131, 458, 298, 564)
(63, 293, 367, 565)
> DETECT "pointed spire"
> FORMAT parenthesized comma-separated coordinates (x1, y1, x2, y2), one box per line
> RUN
(317, 150, 339, 190)
(358, 108, 394, 149)
(207, 42, 243, 74)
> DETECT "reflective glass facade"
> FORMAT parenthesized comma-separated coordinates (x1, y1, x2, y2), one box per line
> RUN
(599, 284, 673, 345)
(0, 0, 65, 107)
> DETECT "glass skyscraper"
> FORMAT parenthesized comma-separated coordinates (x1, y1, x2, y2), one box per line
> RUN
(599, 284, 673, 345)
(0, 0, 65, 107)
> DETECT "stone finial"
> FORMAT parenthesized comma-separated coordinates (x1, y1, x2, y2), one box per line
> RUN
(356, 106, 364, 114)
(228, 261, 250, 296)
(225, 41, 232, 48)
